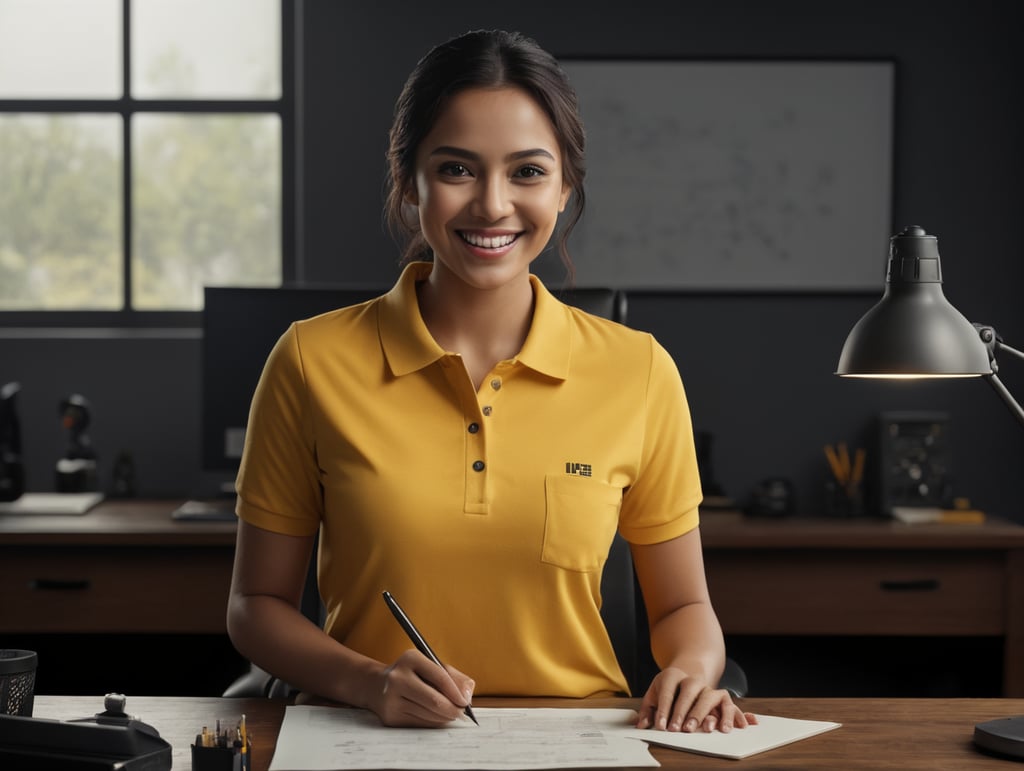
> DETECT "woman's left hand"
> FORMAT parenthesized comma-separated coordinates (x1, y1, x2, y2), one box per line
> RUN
(635, 666, 758, 733)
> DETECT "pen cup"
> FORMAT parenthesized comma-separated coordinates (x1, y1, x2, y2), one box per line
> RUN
(191, 739, 251, 771)
(823, 479, 864, 518)
(0, 649, 37, 717)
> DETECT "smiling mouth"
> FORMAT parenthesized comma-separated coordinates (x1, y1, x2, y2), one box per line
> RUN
(459, 231, 520, 249)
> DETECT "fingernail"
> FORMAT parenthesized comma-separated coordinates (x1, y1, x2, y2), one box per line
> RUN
(721, 722, 733, 733)
(684, 718, 698, 732)
(463, 689, 473, 704)
(658, 714, 668, 730)
(636, 715, 649, 729)
(669, 716, 683, 731)
(705, 717, 717, 733)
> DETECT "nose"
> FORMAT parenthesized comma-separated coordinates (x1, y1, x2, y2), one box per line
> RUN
(471, 174, 514, 221)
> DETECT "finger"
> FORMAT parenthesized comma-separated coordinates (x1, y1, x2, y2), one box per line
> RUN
(635, 684, 661, 728)
(444, 665, 476, 708)
(729, 708, 761, 729)
(681, 688, 732, 733)
(655, 679, 688, 731)
(382, 653, 467, 725)
(665, 681, 706, 732)
(407, 653, 468, 710)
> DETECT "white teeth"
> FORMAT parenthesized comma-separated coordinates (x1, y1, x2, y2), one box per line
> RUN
(461, 232, 516, 249)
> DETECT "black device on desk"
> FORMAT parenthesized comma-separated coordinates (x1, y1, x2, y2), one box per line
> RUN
(0, 693, 171, 770)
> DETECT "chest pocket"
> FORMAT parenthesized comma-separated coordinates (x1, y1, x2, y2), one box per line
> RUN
(542, 474, 622, 572)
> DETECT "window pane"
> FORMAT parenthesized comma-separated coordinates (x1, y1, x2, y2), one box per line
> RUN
(132, 114, 281, 310)
(131, 0, 280, 99)
(0, 115, 122, 310)
(0, 0, 121, 98)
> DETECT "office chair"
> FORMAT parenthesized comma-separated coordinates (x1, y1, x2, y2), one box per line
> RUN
(600, 532, 748, 698)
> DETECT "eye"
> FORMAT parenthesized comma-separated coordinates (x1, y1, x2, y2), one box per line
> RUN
(514, 164, 547, 179)
(439, 162, 471, 177)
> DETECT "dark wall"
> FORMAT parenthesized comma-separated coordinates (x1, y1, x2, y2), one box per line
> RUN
(300, 0, 1024, 518)
(2, 0, 1021, 519)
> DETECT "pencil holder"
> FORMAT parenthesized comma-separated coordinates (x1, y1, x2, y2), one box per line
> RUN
(0, 649, 37, 717)
(191, 739, 251, 771)
(823, 479, 864, 518)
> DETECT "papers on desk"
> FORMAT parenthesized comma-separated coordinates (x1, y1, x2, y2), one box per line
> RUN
(0, 492, 104, 515)
(268, 705, 841, 769)
(628, 713, 841, 760)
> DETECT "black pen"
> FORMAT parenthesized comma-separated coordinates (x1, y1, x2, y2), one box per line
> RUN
(382, 590, 479, 725)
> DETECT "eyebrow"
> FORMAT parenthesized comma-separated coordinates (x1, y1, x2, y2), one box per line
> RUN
(428, 145, 556, 163)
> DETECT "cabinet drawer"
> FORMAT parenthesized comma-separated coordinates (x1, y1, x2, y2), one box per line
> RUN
(0, 546, 234, 633)
(704, 550, 1005, 636)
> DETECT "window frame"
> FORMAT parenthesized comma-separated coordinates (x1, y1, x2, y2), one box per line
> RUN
(0, 0, 295, 329)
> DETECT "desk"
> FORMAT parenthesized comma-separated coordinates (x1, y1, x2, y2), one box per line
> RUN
(30, 694, 1024, 770)
(4, 503, 1023, 695)
(0, 500, 236, 634)
(699, 513, 1024, 697)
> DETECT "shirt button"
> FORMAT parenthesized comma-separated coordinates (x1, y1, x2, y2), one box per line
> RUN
(490, 378, 502, 391)
(468, 422, 480, 434)
(482, 406, 493, 416)
(472, 460, 485, 472)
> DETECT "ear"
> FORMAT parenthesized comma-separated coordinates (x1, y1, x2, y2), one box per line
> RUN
(558, 183, 571, 213)
(404, 184, 419, 207)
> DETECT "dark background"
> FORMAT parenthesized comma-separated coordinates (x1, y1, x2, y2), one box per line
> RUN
(2, 0, 1022, 697)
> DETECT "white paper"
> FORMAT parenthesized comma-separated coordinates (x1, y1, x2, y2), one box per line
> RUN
(623, 713, 841, 760)
(269, 706, 842, 770)
(0, 491, 104, 515)
(268, 706, 657, 770)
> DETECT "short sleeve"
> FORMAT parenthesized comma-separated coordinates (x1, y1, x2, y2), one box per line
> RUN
(235, 323, 323, 536)
(617, 336, 702, 545)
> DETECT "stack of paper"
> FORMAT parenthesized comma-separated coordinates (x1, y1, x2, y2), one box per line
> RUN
(268, 705, 840, 769)
(0, 492, 104, 515)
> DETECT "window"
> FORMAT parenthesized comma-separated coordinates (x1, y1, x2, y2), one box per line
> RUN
(0, 0, 291, 322)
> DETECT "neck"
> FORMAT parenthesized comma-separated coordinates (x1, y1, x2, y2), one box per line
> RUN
(416, 268, 535, 384)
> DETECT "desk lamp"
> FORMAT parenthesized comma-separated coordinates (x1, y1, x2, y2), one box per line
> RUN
(835, 224, 1024, 760)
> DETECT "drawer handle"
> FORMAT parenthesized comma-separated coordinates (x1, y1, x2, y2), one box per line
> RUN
(30, 578, 91, 591)
(880, 579, 940, 592)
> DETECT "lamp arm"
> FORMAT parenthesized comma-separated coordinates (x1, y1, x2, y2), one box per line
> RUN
(974, 323, 1024, 429)
(984, 375, 1024, 429)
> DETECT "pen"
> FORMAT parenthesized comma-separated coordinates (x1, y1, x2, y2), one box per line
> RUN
(239, 714, 248, 770)
(382, 590, 479, 725)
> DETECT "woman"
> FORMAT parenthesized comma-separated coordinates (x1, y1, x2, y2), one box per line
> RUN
(227, 28, 754, 735)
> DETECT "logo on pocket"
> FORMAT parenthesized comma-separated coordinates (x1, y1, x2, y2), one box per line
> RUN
(564, 461, 592, 477)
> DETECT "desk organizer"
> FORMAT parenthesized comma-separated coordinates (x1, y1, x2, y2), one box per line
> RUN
(192, 735, 251, 770)
(0, 649, 36, 717)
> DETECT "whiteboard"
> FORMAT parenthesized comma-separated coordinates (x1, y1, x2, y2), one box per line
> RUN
(558, 60, 894, 290)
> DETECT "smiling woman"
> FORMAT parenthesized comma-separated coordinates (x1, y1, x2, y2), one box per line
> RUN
(0, 0, 287, 316)
(227, 28, 752, 737)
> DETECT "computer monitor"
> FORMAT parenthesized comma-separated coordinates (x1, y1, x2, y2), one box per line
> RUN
(201, 285, 385, 476)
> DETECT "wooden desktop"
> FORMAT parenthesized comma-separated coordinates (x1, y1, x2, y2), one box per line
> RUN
(2, 500, 1023, 696)
(30, 694, 1024, 770)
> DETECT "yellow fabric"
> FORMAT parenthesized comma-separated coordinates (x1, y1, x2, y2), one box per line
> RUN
(236, 262, 702, 697)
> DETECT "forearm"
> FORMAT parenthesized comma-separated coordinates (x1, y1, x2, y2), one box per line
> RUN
(227, 592, 385, 708)
(648, 599, 726, 686)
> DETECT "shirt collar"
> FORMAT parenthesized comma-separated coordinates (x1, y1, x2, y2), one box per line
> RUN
(378, 261, 572, 381)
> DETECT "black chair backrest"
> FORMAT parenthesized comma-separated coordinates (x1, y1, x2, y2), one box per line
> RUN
(552, 287, 628, 325)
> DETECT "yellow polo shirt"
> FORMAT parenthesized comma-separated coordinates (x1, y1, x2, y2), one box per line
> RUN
(236, 261, 702, 697)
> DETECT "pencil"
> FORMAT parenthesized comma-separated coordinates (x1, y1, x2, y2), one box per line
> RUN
(382, 590, 479, 725)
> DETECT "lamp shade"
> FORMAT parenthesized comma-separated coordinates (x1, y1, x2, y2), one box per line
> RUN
(836, 226, 992, 378)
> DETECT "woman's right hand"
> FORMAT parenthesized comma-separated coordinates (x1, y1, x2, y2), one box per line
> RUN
(370, 649, 476, 727)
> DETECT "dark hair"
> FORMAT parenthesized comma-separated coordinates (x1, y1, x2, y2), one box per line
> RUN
(384, 29, 586, 282)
